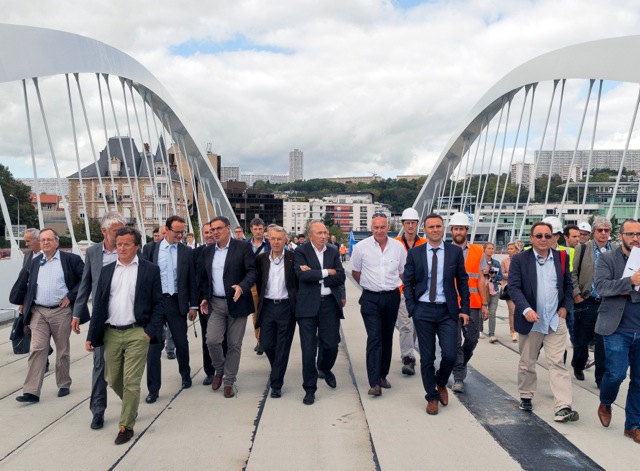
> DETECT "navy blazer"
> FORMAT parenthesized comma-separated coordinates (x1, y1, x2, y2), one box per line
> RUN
(508, 248, 573, 335)
(16, 250, 85, 325)
(142, 240, 198, 315)
(403, 242, 470, 321)
(294, 242, 345, 319)
(255, 251, 298, 327)
(86, 259, 165, 348)
(199, 238, 258, 318)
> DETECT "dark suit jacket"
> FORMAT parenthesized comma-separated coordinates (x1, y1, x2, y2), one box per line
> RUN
(403, 242, 470, 320)
(294, 243, 345, 319)
(86, 259, 165, 348)
(142, 240, 197, 315)
(14, 250, 85, 325)
(72, 242, 108, 324)
(508, 248, 573, 335)
(255, 251, 297, 327)
(199, 238, 258, 318)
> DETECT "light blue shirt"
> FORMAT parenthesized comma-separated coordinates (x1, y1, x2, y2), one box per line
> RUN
(35, 250, 68, 306)
(419, 242, 446, 303)
(158, 239, 178, 295)
(528, 251, 560, 334)
(212, 239, 230, 297)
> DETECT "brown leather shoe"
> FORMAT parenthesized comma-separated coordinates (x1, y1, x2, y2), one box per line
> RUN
(624, 429, 640, 443)
(426, 399, 439, 415)
(436, 384, 448, 406)
(368, 385, 382, 396)
(224, 385, 235, 398)
(598, 403, 612, 427)
(379, 377, 391, 389)
(115, 427, 134, 445)
(211, 373, 224, 391)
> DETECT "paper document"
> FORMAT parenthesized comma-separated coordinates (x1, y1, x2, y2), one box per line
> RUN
(622, 247, 640, 292)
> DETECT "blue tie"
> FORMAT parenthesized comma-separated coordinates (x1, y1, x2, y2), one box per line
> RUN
(167, 244, 176, 295)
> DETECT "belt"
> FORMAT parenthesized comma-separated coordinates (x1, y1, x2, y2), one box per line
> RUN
(35, 304, 60, 309)
(265, 298, 289, 304)
(420, 301, 446, 305)
(320, 295, 332, 301)
(163, 293, 178, 298)
(211, 295, 226, 300)
(363, 288, 398, 295)
(108, 323, 139, 330)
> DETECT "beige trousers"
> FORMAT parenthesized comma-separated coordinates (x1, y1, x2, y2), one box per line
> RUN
(23, 305, 72, 397)
(518, 317, 572, 412)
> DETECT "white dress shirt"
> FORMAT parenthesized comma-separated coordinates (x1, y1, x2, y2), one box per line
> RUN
(265, 253, 288, 300)
(212, 239, 230, 297)
(312, 243, 332, 295)
(350, 236, 406, 292)
(107, 256, 139, 326)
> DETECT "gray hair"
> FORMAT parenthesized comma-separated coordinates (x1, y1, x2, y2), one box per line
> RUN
(101, 211, 127, 230)
(592, 216, 612, 231)
(24, 228, 40, 239)
(269, 225, 286, 235)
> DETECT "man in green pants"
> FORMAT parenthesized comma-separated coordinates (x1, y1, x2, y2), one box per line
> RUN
(86, 227, 164, 445)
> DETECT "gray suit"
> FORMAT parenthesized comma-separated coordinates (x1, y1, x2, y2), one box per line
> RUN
(72, 242, 111, 418)
(594, 247, 640, 336)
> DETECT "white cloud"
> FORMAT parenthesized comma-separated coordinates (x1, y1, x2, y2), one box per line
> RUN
(2, 0, 640, 182)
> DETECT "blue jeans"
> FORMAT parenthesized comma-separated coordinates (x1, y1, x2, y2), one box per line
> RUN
(600, 331, 640, 430)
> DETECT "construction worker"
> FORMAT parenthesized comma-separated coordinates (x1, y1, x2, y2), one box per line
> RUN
(449, 212, 489, 394)
(395, 208, 426, 375)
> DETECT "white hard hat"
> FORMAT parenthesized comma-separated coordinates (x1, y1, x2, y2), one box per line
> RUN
(448, 212, 471, 227)
(578, 221, 592, 233)
(400, 208, 420, 221)
(542, 216, 563, 234)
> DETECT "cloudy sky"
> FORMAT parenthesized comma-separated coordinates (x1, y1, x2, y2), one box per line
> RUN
(2, 0, 640, 180)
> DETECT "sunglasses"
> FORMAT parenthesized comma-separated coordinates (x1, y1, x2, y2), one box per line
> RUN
(532, 233, 553, 239)
(595, 228, 611, 233)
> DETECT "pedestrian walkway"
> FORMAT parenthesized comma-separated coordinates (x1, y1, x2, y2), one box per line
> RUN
(0, 277, 636, 470)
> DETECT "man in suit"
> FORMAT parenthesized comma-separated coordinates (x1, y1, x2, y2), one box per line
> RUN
(403, 213, 470, 415)
(22, 228, 41, 268)
(593, 219, 640, 440)
(142, 215, 198, 403)
(199, 216, 257, 398)
(193, 222, 219, 386)
(71, 211, 126, 430)
(255, 226, 298, 398)
(509, 221, 578, 422)
(15, 228, 85, 403)
(86, 227, 164, 445)
(249, 217, 270, 355)
(294, 221, 345, 406)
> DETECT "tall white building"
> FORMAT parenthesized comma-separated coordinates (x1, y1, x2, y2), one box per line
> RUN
(221, 166, 240, 182)
(534, 149, 640, 179)
(289, 149, 303, 182)
(240, 173, 289, 187)
(510, 162, 535, 189)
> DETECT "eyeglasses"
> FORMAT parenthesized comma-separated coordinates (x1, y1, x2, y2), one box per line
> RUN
(532, 233, 553, 239)
(372, 212, 387, 219)
(595, 228, 611, 233)
(211, 225, 228, 232)
(40, 238, 56, 243)
(621, 232, 640, 238)
(170, 229, 186, 235)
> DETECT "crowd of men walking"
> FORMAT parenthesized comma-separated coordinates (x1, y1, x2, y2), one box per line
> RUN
(9, 208, 640, 446)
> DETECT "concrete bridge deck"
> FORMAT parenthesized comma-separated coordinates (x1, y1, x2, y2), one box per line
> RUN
(0, 275, 635, 470)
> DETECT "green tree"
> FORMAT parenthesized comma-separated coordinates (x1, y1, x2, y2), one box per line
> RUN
(72, 218, 103, 242)
(0, 164, 38, 236)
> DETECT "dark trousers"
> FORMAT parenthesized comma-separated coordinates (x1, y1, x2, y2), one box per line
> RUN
(359, 289, 400, 387)
(298, 296, 341, 393)
(572, 298, 606, 384)
(412, 302, 458, 402)
(198, 312, 216, 377)
(453, 308, 481, 382)
(90, 345, 108, 417)
(260, 300, 296, 390)
(147, 295, 190, 393)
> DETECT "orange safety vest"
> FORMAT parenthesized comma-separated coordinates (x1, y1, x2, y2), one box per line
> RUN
(459, 243, 483, 309)
(396, 235, 426, 294)
(339, 245, 346, 255)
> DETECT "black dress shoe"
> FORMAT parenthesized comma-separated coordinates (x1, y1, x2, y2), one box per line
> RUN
(182, 377, 192, 389)
(317, 370, 326, 379)
(145, 392, 158, 404)
(115, 427, 134, 445)
(324, 371, 337, 389)
(167, 351, 176, 360)
(58, 387, 70, 397)
(271, 388, 282, 398)
(16, 393, 39, 403)
(574, 369, 585, 381)
(91, 414, 104, 430)
(303, 393, 315, 405)
(203, 375, 213, 386)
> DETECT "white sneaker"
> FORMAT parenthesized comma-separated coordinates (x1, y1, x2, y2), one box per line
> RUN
(452, 381, 464, 393)
(489, 336, 497, 344)
(479, 332, 486, 339)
